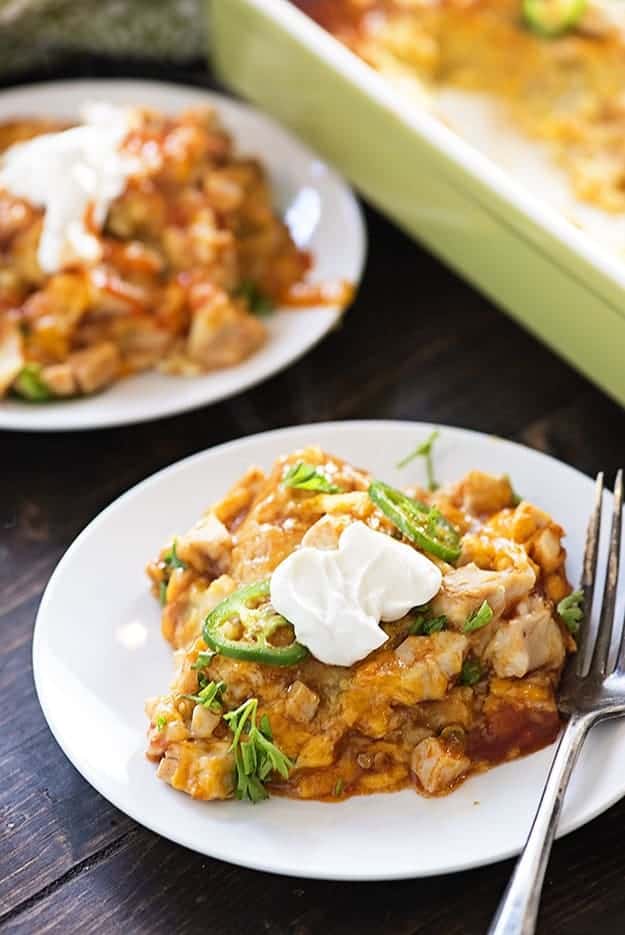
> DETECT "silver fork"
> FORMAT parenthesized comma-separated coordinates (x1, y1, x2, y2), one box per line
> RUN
(489, 470, 625, 935)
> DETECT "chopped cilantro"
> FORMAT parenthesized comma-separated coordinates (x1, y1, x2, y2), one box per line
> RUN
(409, 609, 447, 636)
(236, 280, 274, 316)
(460, 658, 482, 686)
(463, 601, 494, 633)
(159, 580, 168, 606)
(185, 680, 227, 713)
(163, 539, 187, 572)
(558, 589, 584, 635)
(224, 699, 292, 803)
(282, 462, 343, 494)
(191, 650, 217, 670)
(396, 430, 440, 491)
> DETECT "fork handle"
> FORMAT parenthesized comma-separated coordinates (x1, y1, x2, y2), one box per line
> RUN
(488, 713, 593, 935)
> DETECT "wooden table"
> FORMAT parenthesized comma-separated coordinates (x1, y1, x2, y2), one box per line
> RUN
(3, 59, 625, 935)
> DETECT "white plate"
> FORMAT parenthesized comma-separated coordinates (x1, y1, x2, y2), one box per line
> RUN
(0, 80, 365, 431)
(33, 421, 625, 880)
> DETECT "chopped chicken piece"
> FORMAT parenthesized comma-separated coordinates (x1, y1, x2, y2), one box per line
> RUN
(68, 341, 121, 394)
(164, 720, 188, 743)
(118, 321, 173, 371)
(531, 526, 564, 575)
(396, 632, 468, 678)
(508, 502, 551, 543)
(432, 558, 536, 628)
(176, 512, 233, 574)
(411, 737, 471, 795)
(187, 288, 265, 369)
(157, 740, 235, 800)
(147, 714, 189, 759)
(301, 514, 351, 550)
(484, 596, 566, 678)
(191, 704, 221, 739)
(145, 696, 188, 759)
(375, 631, 468, 704)
(453, 470, 515, 515)
(285, 680, 320, 724)
(40, 362, 76, 396)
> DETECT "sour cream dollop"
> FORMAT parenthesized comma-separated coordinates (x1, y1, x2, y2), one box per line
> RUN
(591, 1, 625, 31)
(0, 101, 144, 273)
(270, 521, 442, 667)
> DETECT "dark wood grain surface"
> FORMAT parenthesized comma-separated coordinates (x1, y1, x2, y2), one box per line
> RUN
(3, 58, 625, 935)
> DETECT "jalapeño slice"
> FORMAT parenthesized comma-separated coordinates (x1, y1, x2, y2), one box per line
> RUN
(13, 364, 51, 402)
(203, 579, 309, 667)
(522, 0, 586, 38)
(368, 480, 461, 563)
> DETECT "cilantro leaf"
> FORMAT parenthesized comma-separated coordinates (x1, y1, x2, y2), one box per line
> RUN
(396, 429, 440, 491)
(423, 615, 447, 635)
(163, 538, 187, 572)
(460, 657, 482, 686)
(408, 609, 447, 636)
(235, 280, 274, 316)
(191, 650, 216, 670)
(13, 364, 51, 402)
(282, 462, 344, 494)
(159, 580, 168, 606)
(557, 589, 584, 635)
(185, 680, 227, 713)
(504, 474, 523, 507)
(463, 601, 494, 633)
(223, 698, 292, 803)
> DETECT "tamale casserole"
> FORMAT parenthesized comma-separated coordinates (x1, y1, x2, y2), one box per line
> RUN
(146, 442, 577, 802)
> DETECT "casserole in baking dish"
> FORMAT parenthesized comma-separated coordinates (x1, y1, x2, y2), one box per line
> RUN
(211, 0, 625, 406)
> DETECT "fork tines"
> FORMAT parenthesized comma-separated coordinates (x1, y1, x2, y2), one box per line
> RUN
(577, 469, 624, 678)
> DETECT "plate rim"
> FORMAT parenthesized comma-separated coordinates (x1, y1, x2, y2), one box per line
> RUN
(32, 419, 623, 880)
(0, 78, 366, 432)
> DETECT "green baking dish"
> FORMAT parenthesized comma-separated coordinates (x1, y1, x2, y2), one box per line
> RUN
(209, 0, 625, 405)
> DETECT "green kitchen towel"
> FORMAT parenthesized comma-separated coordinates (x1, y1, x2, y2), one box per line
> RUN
(0, 0, 206, 74)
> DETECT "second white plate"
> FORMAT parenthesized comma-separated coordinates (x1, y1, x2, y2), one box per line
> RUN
(33, 421, 625, 880)
(0, 80, 365, 431)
